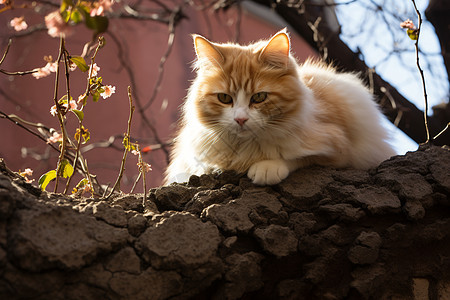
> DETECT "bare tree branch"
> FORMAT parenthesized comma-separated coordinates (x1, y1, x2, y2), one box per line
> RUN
(142, 6, 180, 111)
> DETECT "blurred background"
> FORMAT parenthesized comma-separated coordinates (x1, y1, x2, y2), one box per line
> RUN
(0, 0, 448, 192)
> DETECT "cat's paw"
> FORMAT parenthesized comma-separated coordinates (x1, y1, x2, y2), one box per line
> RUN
(248, 159, 290, 185)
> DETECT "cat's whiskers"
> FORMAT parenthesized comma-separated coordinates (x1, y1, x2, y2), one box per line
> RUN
(264, 119, 300, 141)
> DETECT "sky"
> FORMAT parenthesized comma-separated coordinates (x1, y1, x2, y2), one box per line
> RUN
(334, 0, 449, 154)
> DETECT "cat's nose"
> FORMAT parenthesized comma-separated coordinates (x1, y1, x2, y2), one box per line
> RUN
(234, 117, 248, 127)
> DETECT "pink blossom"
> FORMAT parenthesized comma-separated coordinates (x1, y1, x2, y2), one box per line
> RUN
(131, 150, 139, 156)
(69, 62, 77, 71)
(137, 161, 152, 173)
(69, 100, 78, 110)
(400, 19, 416, 30)
(50, 105, 58, 116)
(32, 61, 58, 79)
(23, 168, 33, 176)
(46, 61, 58, 73)
(100, 85, 116, 99)
(50, 101, 73, 116)
(18, 168, 34, 183)
(10, 16, 28, 31)
(89, 63, 100, 77)
(90, 0, 114, 16)
(45, 10, 73, 38)
(83, 182, 92, 193)
(47, 131, 62, 144)
(32, 67, 51, 79)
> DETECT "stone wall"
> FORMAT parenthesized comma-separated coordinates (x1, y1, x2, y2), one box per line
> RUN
(0, 146, 449, 299)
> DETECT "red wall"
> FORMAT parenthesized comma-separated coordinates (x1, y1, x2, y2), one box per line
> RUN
(0, 3, 316, 192)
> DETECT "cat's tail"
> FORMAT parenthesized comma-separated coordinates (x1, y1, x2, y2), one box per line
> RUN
(349, 110, 397, 169)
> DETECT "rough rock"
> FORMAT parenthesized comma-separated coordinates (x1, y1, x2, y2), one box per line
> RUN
(352, 186, 401, 214)
(254, 224, 298, 257)
(92, 202, 128, 227)
(108, 268, 182, 300)
(347, 231, 382, 265)
(185, 187, 232, 215)
(135, 211, 221, 269)
(218, 252, 264, 299)
(127, 212, 148, 236)
(1, 146, 450, 299)
(319, 203, 365, 222)
(10, 204, 129, 271)
(201, 190, 282, 234)
(429, 157, 450, 192)
(277, 167, 334, 209)
(151, 184, 198, 211)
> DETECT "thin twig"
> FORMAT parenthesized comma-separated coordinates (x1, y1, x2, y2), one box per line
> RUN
(130, 172, 141, 193)
(411, 0, 431, 145)
(307, 0, 358, 7)
(105, 86, 135, 199)
(65, 37, 105, 195)
(307, 17, 329, 61)
(433, 122, 450, 141)
(83, 36, 104, 102)
(62, 51, 72, 115)
(83, 158, 98, 197)
(0, 39, 12, 66)
(0, 68, 40, 76)
(53, 36, 68, 193)
(64, 124, 83, 194)
(138, 150, 147, 205)
(0, 111, 57, 152)
(142, 6, 179, 111)
(0, 39, 40, 75)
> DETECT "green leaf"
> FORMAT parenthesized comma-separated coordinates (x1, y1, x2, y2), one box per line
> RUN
(92, 91, 100, 102)
(85, 15, 109, 34)
(407, 29, 419, 40)
(130, 142, 138, 152)
(59, 159, 74, 178)
(38, 170, 57, 191)
(58, 94, 69, 105)
(90, 76, 103, 85)
(77, 4, 90, 18)
(70, 10, 83, 24)
(78, 6, 108, 34)
(122, 136, 139, 152)
(71, 56, 89, 72)
(123, 136, 130, 151)
(72, 109, 84, 122)
(64, 164, 74, 178)
(82, 130, 90, 144)
(61, 10, 70, 23)
(75, 126, 90, 144)
(60, 0, 74, 13)
(72, 178, 89, 194)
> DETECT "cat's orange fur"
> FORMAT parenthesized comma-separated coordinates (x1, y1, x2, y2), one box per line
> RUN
(165, 29, 396, 185)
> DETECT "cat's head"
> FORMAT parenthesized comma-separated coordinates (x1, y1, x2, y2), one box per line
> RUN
(190, 29, 305, 139)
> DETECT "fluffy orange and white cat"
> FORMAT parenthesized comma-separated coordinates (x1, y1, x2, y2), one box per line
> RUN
(165, 29, 396, 185)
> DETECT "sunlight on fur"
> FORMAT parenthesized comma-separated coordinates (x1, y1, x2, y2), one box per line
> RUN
(165, 29, 396, 185)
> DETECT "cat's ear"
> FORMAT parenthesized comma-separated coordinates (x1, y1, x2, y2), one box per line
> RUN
(193, 35, 224, 68)
(259, 28, 290, 68)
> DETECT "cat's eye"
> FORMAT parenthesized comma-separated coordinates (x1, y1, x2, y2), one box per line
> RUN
(251, 92, 268, 104)
(217, 93, 233, 104)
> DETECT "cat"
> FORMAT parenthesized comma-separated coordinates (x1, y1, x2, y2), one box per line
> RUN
(165, 29, 396, 185)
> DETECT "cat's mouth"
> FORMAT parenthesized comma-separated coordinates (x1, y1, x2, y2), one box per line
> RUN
(231, 124, 260, 138)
